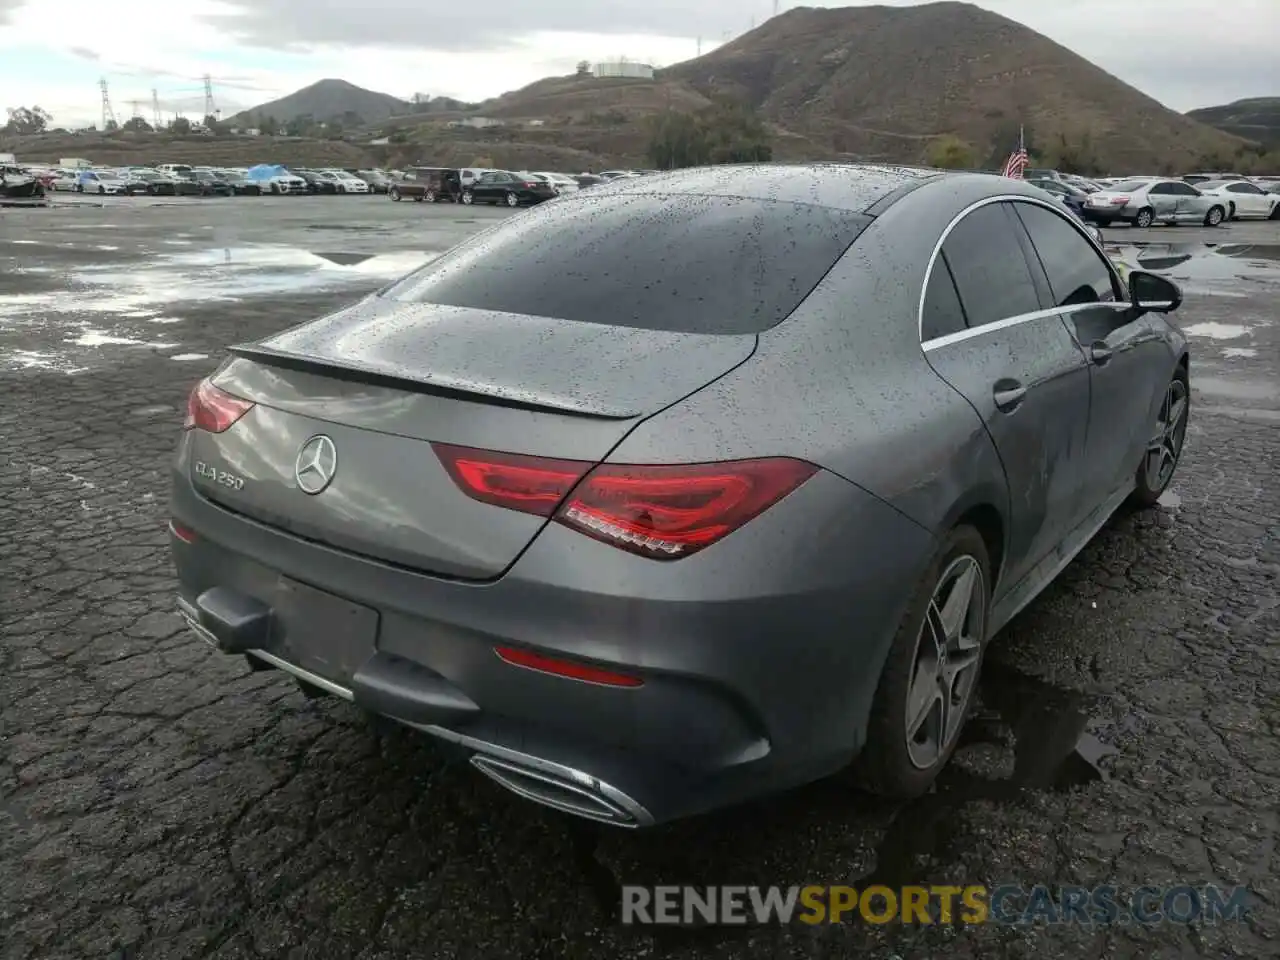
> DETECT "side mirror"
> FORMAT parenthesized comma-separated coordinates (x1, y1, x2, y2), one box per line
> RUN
(1127, 270, 1182, 314)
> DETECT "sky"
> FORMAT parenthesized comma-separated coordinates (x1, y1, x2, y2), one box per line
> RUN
(0, 0, 1276, 129)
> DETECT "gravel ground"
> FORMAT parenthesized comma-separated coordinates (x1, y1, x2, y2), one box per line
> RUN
(2, 196, 1278, 960)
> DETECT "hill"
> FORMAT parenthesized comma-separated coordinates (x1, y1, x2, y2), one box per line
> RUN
(476, 2, 1249, 172)
(230, 79, 410, 126)
(1187, 97, 1280, 148)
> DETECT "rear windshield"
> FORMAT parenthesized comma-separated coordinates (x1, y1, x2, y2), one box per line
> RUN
(1107, 179, 1151, 192)
(381, 193, 869, 334)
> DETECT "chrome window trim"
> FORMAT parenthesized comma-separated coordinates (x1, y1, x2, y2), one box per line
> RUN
(917, 193, 1126, 348)
(922, 301, 1129, 352)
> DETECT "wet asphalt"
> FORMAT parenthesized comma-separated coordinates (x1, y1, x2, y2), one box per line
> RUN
(1, 195, 1278, 959)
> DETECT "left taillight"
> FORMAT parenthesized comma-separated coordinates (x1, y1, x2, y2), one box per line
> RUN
(183, 377, 254, 433)
(432, 443, 817, 560)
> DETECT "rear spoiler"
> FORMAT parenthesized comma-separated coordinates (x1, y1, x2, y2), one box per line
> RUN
(227, 344, 634, 420)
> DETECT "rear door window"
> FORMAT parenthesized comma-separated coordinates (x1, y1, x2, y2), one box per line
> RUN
(940, 203, 1041, 328)
(382, 194, 870, 334)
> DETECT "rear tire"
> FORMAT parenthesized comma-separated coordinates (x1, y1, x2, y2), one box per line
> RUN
(1205, 205, 1225, 227)
(462, 191, 474, 205)
(505, 191, 519, 207)
(390, 187, 401, 201)
(1134, 207, 1154, 228)
(1129, 366, 1189, 508)
(855, 525, 991, 798)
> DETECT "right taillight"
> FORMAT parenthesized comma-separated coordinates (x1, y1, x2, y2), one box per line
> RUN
(183, 377, 254, 433)
(432, 443, 817, 560)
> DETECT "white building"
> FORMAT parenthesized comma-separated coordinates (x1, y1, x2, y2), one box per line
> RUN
(592, 61, 655, 79)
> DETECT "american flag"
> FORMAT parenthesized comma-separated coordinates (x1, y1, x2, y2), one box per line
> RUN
(1001, 127, 1028, 179)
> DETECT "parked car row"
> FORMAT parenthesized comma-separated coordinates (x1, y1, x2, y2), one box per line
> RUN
(1024, 169, 1280, 228)
(387, 166, 655, 206)
(22, 162, 398, 198)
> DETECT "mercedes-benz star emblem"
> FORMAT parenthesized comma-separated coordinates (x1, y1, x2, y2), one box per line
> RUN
(294, 435, 337, 495)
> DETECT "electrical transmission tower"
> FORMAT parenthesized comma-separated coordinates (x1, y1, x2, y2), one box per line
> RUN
(773, 0, 780, 16)
(99, 78, 117, 129)
(152, 89, 162, 128)
(202, 75, 217, 121)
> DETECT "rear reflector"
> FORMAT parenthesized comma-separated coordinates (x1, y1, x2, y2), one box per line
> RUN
(169, 520, 198, 543)
(432, 443, 817, 559)
(495, 645, 643, 687)
(183, 378, 254, 433)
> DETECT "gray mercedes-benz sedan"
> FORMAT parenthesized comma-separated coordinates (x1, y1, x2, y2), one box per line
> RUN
(170, 164, 1190, 827)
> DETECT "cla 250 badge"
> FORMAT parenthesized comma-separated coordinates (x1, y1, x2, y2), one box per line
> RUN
(195, 461, 245, 490)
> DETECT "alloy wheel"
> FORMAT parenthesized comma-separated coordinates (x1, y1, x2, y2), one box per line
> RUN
(1145, 377, 1188, 491)
(905, 555, 986, 770)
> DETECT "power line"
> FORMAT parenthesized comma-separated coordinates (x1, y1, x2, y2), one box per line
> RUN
(99, 78, 117, 130)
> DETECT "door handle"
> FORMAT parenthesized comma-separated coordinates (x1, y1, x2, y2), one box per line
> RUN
(993, 382, 1027, 413)
(1090, 341, 1113, 365)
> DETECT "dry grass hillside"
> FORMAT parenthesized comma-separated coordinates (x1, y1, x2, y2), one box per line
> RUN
(226, 79, 411, 126)
(1187, 97, 1280, 149)
(657, 2, 1247, 168)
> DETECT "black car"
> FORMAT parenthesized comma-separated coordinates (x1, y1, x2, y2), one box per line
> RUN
(177, 171, 234, 197)
(1028, 178, 1089, 217)
(351, 168, 392, 194)
(218, 172, 262, 196)
(462, 170, 558, 207)
(573, 173, 605, 190)
(292, 169, 338, 194)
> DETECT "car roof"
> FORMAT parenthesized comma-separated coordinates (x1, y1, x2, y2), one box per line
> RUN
(589, 163, 945, 214)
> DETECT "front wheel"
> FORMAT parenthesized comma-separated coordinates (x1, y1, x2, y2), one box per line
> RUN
(1129, 366, 1189, 508)
(424, 190, 436, 203)
(855, 525, 991, 797)
(461, 191, 474, 205)
(389, 187, 401, 201)
(1134, 207, 1155, 228)
(1205, 205, 1225, 227)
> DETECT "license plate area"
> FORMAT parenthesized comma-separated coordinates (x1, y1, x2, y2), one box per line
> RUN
(269, 577, 378, 685)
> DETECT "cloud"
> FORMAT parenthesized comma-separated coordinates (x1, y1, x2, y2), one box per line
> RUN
(206, 0, 737, 54)
(68, 45, 99, 61)
(0, 0, 23, 23)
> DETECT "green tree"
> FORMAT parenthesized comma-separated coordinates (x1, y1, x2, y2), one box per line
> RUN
(926, 135, 976, 169)
(645, 101, 772, 169)
(257, 114, 280, 136)
(1040, 131, 1103, 176)
(121, 116, 152, 133)
(168, 116, 191, 135)
(2, 105, 51, 134)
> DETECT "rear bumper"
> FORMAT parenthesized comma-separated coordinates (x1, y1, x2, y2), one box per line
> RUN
(169, 464, 932, 825)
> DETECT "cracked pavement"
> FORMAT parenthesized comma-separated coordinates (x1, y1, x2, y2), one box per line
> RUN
(2, 199, 1278, 959)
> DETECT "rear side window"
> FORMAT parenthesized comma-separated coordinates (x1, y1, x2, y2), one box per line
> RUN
(1012, 202, 1119, 306)
(920, 253, 968, 341)
(940, 203, 1041, 328)
(381, 194, 870, 334)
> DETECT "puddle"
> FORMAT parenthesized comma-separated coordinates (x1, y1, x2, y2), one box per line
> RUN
(171, 353, 209, 361)
(1182, 322, 1251, 340)
(1108, 242, 1280, 296)
(1157, 489, 1181, 510)
(1222, 347, 1257, 358)
(856, 661, 1115, 889)
(1193, 376, 1279, 402)
(1198, 405, 1280, 422)
(565, 661, 1115, 928)
(68, 329, 178, 349)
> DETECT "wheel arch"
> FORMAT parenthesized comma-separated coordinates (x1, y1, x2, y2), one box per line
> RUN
(949, 501, 1006, 596)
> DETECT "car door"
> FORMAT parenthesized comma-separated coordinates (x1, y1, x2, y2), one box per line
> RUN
(1169, 181, 1208, 221)
(476, 172, 510, 202)
(1146, 181, 1179, 221)
(921, 201, 1093, 590)
(1009, 199, 1167, 505)
(1228, 182, 1268, 218)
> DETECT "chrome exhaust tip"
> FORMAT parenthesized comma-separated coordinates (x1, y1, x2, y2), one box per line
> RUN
(469, 754, 653, 828)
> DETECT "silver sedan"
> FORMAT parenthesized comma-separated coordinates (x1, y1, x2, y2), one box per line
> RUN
(1083, 177, 1227, 228)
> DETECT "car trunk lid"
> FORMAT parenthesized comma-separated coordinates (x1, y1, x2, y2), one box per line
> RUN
(188, 298, 755, 579)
